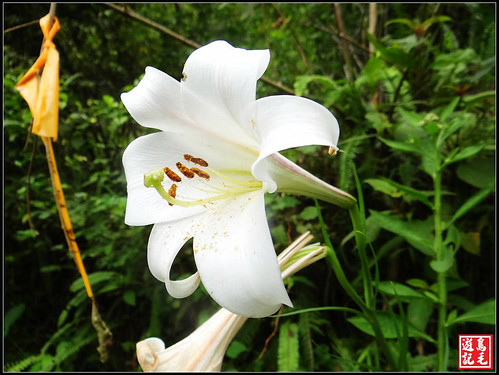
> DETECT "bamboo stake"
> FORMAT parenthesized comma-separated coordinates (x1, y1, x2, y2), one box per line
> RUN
(21, 3, 112, 362)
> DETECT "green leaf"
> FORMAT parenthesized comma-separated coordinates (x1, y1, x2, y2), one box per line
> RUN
(456, 157, 495, 188)
(439, 97, 460, 122)
(408, 298, 434, 332)
(408, 354, 438, 372)
(459, 231, 481, 255)
(278, 321, 300, 372)
(367, 33, 414, 67)
(429, 245, 454, 273)
(5, 354, 46, 372)
(462, 90, 495, 105)
(4, 303, 26, 337)
(398, 109, 425, 127)
(406, 278, 430, 290)
(226, 341, 247, 359)
(421, 15, 453, 31)
(385, 18, 415, 29)
(380, 178, 433, 208)
(69, 271, 118, 292)
(364, 178, 403, 198)
(377, 281, 427, 299)
(347, 311, 436, 343)
(443, 145, 484, 167)
(438, 118, 466, 146)
(298, 314, 314, 371)
(368, 210, 434, 255)
(123, 290, 136, 306)
(294, 75, 336, 97)
(434, 278, 469, 293)
(447, 299, 496, 326)
(299, 206, 318, 221)
(447, 183, 494, 227)
(378, 137, 423, 155)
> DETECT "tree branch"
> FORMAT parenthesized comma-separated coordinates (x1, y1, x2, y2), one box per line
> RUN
(105, 3, 295, 94)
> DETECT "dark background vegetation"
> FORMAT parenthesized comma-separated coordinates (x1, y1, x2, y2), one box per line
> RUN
(3, 3, 495, 372)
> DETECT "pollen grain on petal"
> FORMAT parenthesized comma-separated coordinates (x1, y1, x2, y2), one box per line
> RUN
(176, 162, 195, 178)
(191, 167, 210, 180)
(163, 166, 182, 182)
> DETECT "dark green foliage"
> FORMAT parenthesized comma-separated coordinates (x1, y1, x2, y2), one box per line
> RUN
(3, 3, 495, 372)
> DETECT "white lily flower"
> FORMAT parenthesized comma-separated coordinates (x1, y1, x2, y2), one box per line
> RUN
(136, 232, 326, 372)
(122, 40, 355, 318)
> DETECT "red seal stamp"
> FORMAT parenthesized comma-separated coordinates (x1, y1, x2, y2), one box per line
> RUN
(458, 334, 493, 370)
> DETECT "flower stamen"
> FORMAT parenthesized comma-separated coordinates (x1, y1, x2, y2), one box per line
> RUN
(168, 184, 177, 206)
(144, 155, 263, 209)
(163, 166, 182, 182)
(176, 162, 195, 178)
(184, 154, 209, 167)
(191, 167, 210, 180)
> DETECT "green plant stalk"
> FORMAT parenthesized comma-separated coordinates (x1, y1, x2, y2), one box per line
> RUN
(316, 166, 396, 370)
(349, 205, 374, 309)
(318, 200, 396, 370)
(325, 247, 397, 370)
(433, 169, 448, 371)
(348, 153, 374, 309)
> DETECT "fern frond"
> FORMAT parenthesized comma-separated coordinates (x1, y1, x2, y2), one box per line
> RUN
(4, 354, 45, 372)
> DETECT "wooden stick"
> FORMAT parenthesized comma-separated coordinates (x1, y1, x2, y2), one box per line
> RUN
(333, 3, 355, 81)
(368, 3, 377, 54)
(33, 3, 112, 362)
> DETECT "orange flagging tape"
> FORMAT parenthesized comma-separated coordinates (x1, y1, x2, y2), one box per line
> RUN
(16, 12, 93, 300)
(16, 11, 112, 361)
(16, 14, 60, 141)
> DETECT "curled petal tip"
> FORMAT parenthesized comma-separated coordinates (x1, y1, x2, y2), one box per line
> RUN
(328, 145, 339, 156)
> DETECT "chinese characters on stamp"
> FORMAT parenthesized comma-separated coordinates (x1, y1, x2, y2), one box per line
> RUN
(459, 334, 493, 370)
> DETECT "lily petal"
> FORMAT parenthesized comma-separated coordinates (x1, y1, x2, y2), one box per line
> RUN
(121, 66, 192, 133)
(181, 40, 268, 148)
(193, 191, 292, 318)
(148, 220, 201, 298)
(123, 131, 257, 226)
(253, 95, 339, 162)
(255, 153, 357, 208)
(123, 133, 204, 226)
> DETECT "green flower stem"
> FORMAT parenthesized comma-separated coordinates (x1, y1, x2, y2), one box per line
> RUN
(325, 247, 397, 370)
(433, 169, 448, 371)
(349, 205, 374, 309)
(318, 201, 396, 370)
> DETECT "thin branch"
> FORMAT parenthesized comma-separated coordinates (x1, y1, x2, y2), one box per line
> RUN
(368, 3, 379, 107)
(105, 3, 295, 94)
(305, 21, 370, 54)
(271, 3, 312, 73)
(3, 19, 39, 34)
(333, 3, 355, 81)
(368, 3, 377, 54)
(105, 3, 200, 49)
